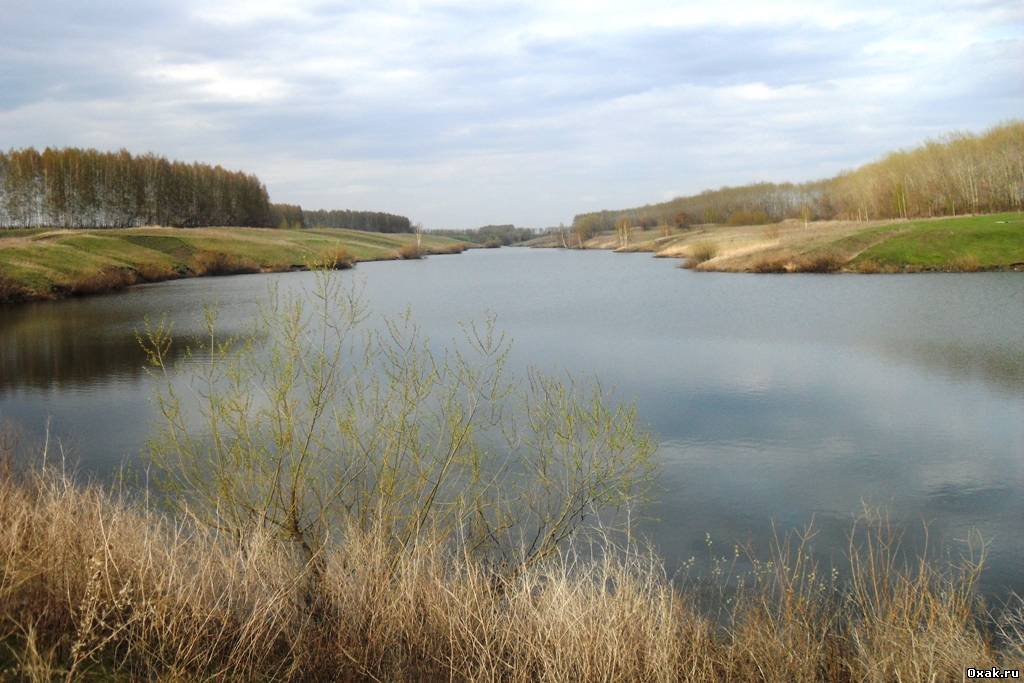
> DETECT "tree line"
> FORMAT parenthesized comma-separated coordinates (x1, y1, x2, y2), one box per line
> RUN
(269, 203, 305, 230)
(573, 120, 1024, 236)
(433, 224, 537, 245)
(0, 147, 273, 229)
(0, 147, 417, 234)
(302, 209, 412, 233)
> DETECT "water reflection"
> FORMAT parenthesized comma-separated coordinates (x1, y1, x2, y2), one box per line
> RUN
(879, 340, 1024, 396)
(0, 301, 193, 391)
(0, 250, 1021, 597)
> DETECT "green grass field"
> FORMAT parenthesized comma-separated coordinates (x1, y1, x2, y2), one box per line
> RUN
(848, 213, 1024, 271)
(0, 226, 468, 303)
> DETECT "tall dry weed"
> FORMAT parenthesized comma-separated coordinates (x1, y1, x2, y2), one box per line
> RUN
(0, 466, 1020, 681)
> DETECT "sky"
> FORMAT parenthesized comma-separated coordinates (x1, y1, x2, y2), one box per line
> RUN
(1, 1, 1022, 229)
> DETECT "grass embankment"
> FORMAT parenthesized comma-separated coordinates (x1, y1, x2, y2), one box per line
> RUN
(1, 462, 1021, 681)
(526, 213, 1024, 273)
(0, 227, 468, 303)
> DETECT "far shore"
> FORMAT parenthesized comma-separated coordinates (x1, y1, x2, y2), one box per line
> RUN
(524, 212, 1024, 274)
(0, 226, 470, 305)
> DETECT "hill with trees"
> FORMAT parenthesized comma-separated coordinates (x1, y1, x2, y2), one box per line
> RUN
(0, 148, 417, 235)
(572, 120, 1024, 237)
(269, 203, 305, 230)
(0, 148, 274, 229)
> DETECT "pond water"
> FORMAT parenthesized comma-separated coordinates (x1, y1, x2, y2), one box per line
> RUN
(2, 248, 1022, 595)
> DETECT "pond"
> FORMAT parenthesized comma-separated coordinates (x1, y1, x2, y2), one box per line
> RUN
(2, 248, 1022, 595)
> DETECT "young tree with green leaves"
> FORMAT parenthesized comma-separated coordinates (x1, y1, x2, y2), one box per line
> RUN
(141, 272, 655, 568)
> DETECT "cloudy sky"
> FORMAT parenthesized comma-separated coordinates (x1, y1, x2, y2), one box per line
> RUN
(2, 1, 1021, 229)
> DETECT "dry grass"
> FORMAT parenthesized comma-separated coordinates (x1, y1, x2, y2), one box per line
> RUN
(317, 247, 355, 270)
(428, 242, 469, 255)
(0, 275, 33, 304)
(950, 254, 982, 272)
(5, 263, 180, 303)
(791, 251, 846, 273)
(852, 259, 901, 274)
(0, 455, 1020, 682)
(397, 243, 423, 259)
(190, 251, 262, 276)
(651, 219, 889, 270)
(64, 267, 139, 296)
(684, 241, 719, 268)
(749, 257, 790, 273)
(132, 261, 181, 282)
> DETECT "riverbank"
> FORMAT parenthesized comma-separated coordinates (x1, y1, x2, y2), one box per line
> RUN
(1, 462, 1020, 681)
(0, 226, 469, 303)
(525, 212, 1024, 273)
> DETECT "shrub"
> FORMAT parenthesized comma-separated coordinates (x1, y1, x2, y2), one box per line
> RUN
(141, 273, 655, 566)
(688, 242, 719, 266)
(66, 267, 138, 296)
(750, 257, 789, 273)
(792, 252, 845, 273)
(191, 251, 261, 276)
(397, 243, 423, 259)
(319, 247, 355, 270)
(0, 275, 33, 304)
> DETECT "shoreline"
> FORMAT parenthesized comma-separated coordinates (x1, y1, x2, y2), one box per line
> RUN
(0, 226, 471, 305)
(524, 212, 1024, 274)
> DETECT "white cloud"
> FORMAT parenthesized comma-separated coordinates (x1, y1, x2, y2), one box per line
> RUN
(147, 63, 291, 104)
(190, 0, 317, 26)
(2, 0, 1021, 228)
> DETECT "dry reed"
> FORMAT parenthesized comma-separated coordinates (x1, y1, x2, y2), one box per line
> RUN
(0, 457, 1019, 682)
(318, 247, 355, 270)
(684, 242, 719, 268)
(64, 267, 139, 296)
(791, 251, 846, 273)
(750, 257, 790, 273)
(429, 242, 469, 254)
(397, 243, 423, 259)
(190, 251, 261, 276)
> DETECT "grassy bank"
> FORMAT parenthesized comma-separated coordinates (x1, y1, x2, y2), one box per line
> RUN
(0, 227, 469, 303)
(0, 462, 1020, 681)
(526, 213, 1024, 273)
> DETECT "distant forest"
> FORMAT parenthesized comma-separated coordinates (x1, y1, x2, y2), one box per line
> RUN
(432, 224, 537, 245)
(265, 206, 412, 233)
(574, 120, 1024, 235)
(302, 209, 411, 233)
(0, 148, 273, 228)
(0, 147, 413, 233)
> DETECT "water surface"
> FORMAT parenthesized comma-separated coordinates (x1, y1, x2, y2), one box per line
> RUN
(2, 248, 1022, 594)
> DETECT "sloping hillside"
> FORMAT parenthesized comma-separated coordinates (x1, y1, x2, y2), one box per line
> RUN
(0, 227, 468, 303)
(526, 213, 1024, 273)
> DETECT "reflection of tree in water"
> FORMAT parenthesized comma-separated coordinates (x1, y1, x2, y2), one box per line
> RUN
(0, 304, 193, 392)
(880, 340, 1024, 396)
